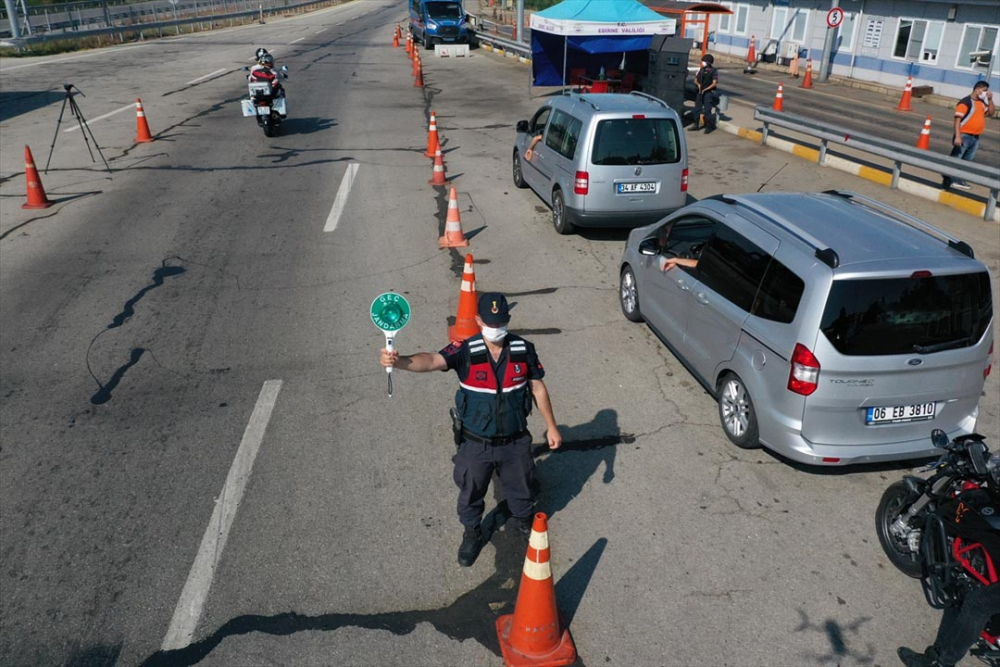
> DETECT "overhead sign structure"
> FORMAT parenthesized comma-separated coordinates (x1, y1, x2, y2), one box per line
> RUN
(371, 292, 411, 398)
(826, 7, 844, 29)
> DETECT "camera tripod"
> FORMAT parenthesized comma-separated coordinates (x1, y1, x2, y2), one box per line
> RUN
(45, 84, 111, 174)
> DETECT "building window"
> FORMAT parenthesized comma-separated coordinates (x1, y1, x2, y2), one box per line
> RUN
(734, 4, 749, 36)
(716, 2, 733, 33)
(771, 7, 809, 44)
(956, 24, 999, 71)
(837, 11, 858, 52)
(893, 18, 945, 64)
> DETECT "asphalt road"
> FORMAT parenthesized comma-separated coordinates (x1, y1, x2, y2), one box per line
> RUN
(1, 2, 998, 666)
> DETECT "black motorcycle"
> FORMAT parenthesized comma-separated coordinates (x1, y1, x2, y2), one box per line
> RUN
(241, 66, 289, 137)
(876, 429, 1000, 666)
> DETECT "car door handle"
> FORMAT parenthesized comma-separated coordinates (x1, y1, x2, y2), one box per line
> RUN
(675, 279, 690, 291)
(695, 292, 710, 305)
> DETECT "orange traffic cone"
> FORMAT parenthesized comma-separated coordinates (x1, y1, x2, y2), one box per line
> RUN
(496, 513, 577, 667)
(393, 30, 399, 48)
(22, 145, 53, 209)
(425, 111, 441, 158)
(406, 33, 413, 57)
(744, 35, 757, 73)
(135, 98, 154, 143)
(916, 115, 932, 150)
(428, 148, 448, 185)
(801, 59, 813, 88)
(412, 50, 420, 75)
(773, 83, 784, 112)
(896, 76, 914, 112)
(439, 188, 470, 248)
(414, 59, 424, 88)
(395, 23, 401, 39)
(448, 254, 480, 343)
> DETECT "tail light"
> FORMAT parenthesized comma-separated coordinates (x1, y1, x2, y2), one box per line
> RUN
(681, 168, 689, 192)
(986, 340, 994, 379)
(574, 171, 589, 195)
(788, 343, 820, 396)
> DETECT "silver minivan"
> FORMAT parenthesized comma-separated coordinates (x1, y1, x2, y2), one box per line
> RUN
(619, 191, 994, 466)
(513, 92, 689, 235)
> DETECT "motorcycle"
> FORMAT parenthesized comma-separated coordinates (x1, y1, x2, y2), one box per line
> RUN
(876, 429, 1000, 666)
(240, 65, 288, 137)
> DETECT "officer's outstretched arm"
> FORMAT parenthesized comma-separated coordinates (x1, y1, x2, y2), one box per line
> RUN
(531, 379, 562, 450)
(380, 350, 447, 373)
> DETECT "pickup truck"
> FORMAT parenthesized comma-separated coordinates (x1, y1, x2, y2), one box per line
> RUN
(409, 0, 470, 50)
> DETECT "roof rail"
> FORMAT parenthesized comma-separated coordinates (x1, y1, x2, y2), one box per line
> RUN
(708, 194, 841, 268)
(628, 91, 668, 109)
(822, 190, 975, 259)
(562, 90, 600, 111)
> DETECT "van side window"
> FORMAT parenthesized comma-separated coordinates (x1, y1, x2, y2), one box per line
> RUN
(544, 110, 582, 159)
(654, 216, 716, 271)
(530, 107, 551, 135)
(696, 224, 770, 312)
(752, 258, 804, 324)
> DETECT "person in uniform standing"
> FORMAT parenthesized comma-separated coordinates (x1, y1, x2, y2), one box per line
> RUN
(379, 293, 562, 567)
(691, 53, 719, 133)
(942, 81, 995, 191)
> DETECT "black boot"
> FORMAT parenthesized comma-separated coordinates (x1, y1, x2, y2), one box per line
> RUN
(458, 526, 483, 567)
(511, 516, 533, 539)
(897, 646, 943, 667)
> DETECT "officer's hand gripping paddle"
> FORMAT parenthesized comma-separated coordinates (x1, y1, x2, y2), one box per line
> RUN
(370, 292, 411, 398)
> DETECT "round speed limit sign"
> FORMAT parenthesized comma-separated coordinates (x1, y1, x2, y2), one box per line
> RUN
(826, 7, 844, 28)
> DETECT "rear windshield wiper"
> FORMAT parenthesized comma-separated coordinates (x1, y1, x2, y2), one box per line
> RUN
(913, 337, 972, 354)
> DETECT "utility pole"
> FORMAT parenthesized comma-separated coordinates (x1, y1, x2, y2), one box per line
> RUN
(515, 0, 524, 45)
(818, 0, 839, 82)
(4, 0, 23, 38)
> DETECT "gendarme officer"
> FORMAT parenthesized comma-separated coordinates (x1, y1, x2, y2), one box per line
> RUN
(379, 292, 562, 567)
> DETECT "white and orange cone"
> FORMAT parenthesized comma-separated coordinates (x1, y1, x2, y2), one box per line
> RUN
(135, 98, 154, 143)
(424, 111, 441, 158)
(439, 188, 470, 248)
(448, 254, 480, 343)
(773, 83, 784, 112)
(896, 76, 914, 112)
(801, 58, 814, 88)
(916, 115, 932, 150)
(22, 145, 53, 209)
(428, 147, 449, 186)
(496, 513, 577, 667)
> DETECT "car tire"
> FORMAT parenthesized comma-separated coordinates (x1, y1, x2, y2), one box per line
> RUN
(425, 37, 436, 50)
(512, 151, 528, 189)
(718, 373, 760, 449)
(620, 266, 643, 322)
(551, 189, 574, 235)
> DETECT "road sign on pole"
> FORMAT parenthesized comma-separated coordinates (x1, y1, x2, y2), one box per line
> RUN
(826, 7, 844, 29)
(371, 292, 411, 398)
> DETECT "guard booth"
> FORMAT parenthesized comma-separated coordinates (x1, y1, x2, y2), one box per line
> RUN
(641, 1, 732, 60)
(645, 36, 693, 116)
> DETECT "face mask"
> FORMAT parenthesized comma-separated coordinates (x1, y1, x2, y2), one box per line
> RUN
(481, 325, 507, 343)
(701, 61, 707, 68)
(979, 92, 989, 101)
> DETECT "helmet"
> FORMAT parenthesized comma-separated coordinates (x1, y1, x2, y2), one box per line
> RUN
(255, 47, 269, 61)
(260, 54, 275, 68)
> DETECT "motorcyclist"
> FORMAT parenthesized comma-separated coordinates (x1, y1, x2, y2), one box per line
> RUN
(248, 53, 283, 95)
(898, 453, 1000, 667)
(253, 47, 269, 64)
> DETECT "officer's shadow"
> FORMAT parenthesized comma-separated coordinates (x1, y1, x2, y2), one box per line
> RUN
(482, 408, 629, 541)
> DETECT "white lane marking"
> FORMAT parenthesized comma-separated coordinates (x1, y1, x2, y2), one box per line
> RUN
(2, 42, 156, 71)
(185, 68, 228, 85)
(290, 37, 305, 44)
(324, 163, 360, 232)
(64, 103, 135, 133)
(314, 28, 327, 34)
(335, 21, 344, 25)
(161, 379, 283, 651)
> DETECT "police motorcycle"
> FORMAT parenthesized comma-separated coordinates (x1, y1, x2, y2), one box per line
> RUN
(240, 54, 288, 138)
(876, 429, 1000, 665)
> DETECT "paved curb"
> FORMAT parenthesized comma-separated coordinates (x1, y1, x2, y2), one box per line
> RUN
(719, 119, 1000, 223)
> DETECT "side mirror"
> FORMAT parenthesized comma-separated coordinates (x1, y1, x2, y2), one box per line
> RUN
(281, 65, 288, 72)
(931, 429, 949, 450)
(516, 120, 529, 133)
(638, 238, 658, 256)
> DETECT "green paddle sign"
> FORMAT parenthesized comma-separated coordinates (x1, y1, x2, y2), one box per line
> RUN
(371, 292, 411, 398)
(370, 292, 411, 332)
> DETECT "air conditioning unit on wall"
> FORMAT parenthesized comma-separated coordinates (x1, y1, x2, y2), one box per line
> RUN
(783, 41, 802, 59)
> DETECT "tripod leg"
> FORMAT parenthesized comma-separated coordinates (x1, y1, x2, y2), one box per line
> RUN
(44, 94, 71, 174)
(71, 98, 112, 174)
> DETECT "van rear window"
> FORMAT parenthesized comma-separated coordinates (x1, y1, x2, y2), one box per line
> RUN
(820, 272, 992, 356)
(591, 118, 680, 166)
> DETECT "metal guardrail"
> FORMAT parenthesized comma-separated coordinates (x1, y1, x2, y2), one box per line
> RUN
(465, 13, 530, 60)
(754, 106, 1000, 221)
(1, 0, 338, 47)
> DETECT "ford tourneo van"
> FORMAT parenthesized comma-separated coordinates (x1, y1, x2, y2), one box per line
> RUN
(513, 92, 689, 234)
(619, 191, 994, 466)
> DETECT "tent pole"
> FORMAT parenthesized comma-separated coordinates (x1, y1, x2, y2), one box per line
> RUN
(562, 35, 568, 93)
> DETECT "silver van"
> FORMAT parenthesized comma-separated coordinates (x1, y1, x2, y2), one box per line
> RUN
(513, 92, 689, 235)
(619, 191, 994, 466)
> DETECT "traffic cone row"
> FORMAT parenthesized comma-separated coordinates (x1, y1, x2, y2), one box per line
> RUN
(449, 253, 480, 343)
(428, 147, 449, 185)
(772, 83, 784, 112)
(392, 24, 400, 48)
(916, 115, 932, 150)
(439, 188, 469, 248)
(801, 59, 813, 89)
(896, 76, 914, 112)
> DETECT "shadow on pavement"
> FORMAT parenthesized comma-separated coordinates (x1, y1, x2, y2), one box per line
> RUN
(0, 90, 66, 123)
